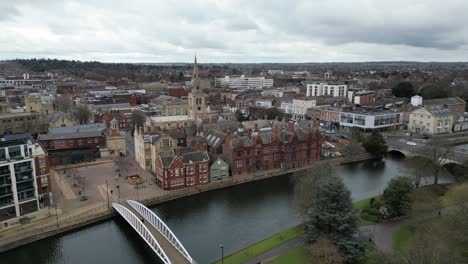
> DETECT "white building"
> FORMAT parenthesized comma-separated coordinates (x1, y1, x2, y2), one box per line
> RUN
(0, 136, 47, 224)
(253, 99, 273, 109)
(340, 111, 402, 130)
(306, 82, 347, 97)
(408, 107, 453, 135)
(215, 75, 274, 89)
(411, 95, 423, 107)
(280, 99, 317, 120)
(267, 70, 284, 75)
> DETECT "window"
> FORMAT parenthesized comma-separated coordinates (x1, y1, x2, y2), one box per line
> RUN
(69, 139, 74, 145)
(40, 168, 47, 175)
(162, 139, 170, 147)
(60, 139, 64, 146)
(175, 169, 179, 176)
(78, 139, 83, 145)
(236, 160, 243, 168)
(94, 138, 99, 143)
(40, 177, 48, 184)
(87, 138, 92, 144)
(38, 159, 46, 166)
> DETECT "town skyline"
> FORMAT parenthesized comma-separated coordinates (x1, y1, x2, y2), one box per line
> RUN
(2, 0, 468, 63)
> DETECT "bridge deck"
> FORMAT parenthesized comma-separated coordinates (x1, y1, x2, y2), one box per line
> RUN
(123, 203, 190, 264)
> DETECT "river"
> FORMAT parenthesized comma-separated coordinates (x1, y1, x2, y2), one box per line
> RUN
(0, 154, 450, 264)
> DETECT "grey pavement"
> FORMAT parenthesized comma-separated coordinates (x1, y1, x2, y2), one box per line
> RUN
(243, 237, 305, 264)
(358, 205, 460, 252)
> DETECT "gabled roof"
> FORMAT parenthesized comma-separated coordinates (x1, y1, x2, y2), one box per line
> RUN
(180, 150, 209, 164)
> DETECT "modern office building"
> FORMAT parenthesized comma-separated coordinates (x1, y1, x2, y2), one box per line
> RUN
(340, 110, 402, 130)
(0, 135, 50, 224)
(306, 82, 347, 97)
(215, 75, 274, 89)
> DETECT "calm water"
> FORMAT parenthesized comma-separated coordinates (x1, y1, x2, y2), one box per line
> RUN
(1, 155, 438, 264)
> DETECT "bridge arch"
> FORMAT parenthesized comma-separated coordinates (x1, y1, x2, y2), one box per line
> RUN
(112, 203, 172, 264)
(127, 200, 196, 264)
(387, 149, 409, 157)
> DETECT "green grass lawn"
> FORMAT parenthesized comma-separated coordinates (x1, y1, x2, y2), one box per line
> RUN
(354, 197, 372, 210)
(353, 196, 380, 226)
(393, 224, 417, 251)
(266, 246, 306, 264)
(213, 225, 303, 264)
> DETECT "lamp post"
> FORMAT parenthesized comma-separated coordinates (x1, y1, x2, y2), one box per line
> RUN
(219, 244, 224, 264)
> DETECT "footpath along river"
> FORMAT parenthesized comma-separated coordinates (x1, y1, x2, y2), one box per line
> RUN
(1, 153, 452, 264)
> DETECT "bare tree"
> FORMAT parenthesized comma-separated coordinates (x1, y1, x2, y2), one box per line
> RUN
(130, 110, 146, 131)
(344, 139, 364, 156)
(402, 156, 432, 188)
(423, 138, 451, 185)
(57, 95, 73, 113)
(72, 104, 92, 125)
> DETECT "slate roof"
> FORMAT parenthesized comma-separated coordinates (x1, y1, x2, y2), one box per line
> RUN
(180, 150, 209, 164)
(47, 112, 72, 123)
(39, 123, 107, 140)
(160, 156, 174, 168)
(206, 130, 227, 147)
(167, 129, 186, 139)
(427, 107, 452, 116)
(424, 97, 466, 106)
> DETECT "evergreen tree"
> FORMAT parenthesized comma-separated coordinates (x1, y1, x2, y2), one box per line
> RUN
(362, 131, 388, 156)
(391, 81, 415, 98)
(383, 176, 414, 217)
(304, 175, 365, 263)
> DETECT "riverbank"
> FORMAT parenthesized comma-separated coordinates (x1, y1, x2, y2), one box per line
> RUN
(213, 196, 377, 264)
(0, 153, 374, 254)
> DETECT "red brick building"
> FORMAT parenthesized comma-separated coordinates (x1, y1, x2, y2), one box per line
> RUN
(130, 94, 149, 105)
(320, 108, 341, 123)
(37, 124, 107, 165)
(222, 121, 322, 176)
(167, 87, 189, 98)
(95, 111, 128, 129)
(155, 148, 210, 190)
(354, 91, 377, 105)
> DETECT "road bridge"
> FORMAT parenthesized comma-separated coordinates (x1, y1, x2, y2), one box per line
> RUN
(385, 136, 466, 165)
(113, 201, 195, 264)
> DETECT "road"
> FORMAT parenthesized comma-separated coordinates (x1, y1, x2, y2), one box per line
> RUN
(385, 135, 468, 163)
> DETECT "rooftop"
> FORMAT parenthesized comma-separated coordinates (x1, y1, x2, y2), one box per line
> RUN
(424, 97, 466, 106)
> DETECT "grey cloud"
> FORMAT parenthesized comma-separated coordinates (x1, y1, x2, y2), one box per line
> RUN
(1, 0, 468, 62)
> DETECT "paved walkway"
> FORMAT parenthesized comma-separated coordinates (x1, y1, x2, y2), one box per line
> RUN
(358, 205, 459, 252)
(244, 237, 305, 264)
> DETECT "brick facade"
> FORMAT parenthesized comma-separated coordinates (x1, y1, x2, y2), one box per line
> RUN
(222, 122, 322, 176)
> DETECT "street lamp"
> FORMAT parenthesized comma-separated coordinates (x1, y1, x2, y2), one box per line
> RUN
(219, 244, 224, 264)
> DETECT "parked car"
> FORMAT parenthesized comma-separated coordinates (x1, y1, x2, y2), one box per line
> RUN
(406, 141, 417, 146)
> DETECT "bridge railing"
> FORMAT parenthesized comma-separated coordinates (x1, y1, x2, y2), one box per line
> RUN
(112, 203, 172, 264)
(127, 200, 195, 264)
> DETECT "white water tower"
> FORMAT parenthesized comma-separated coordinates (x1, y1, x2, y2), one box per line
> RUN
(411, 95, 423, 106)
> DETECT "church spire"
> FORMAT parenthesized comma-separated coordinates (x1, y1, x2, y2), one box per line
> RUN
(193, 53, 199, 80)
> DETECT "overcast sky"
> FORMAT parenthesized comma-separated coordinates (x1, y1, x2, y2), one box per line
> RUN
(1, 0, 467, 63)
